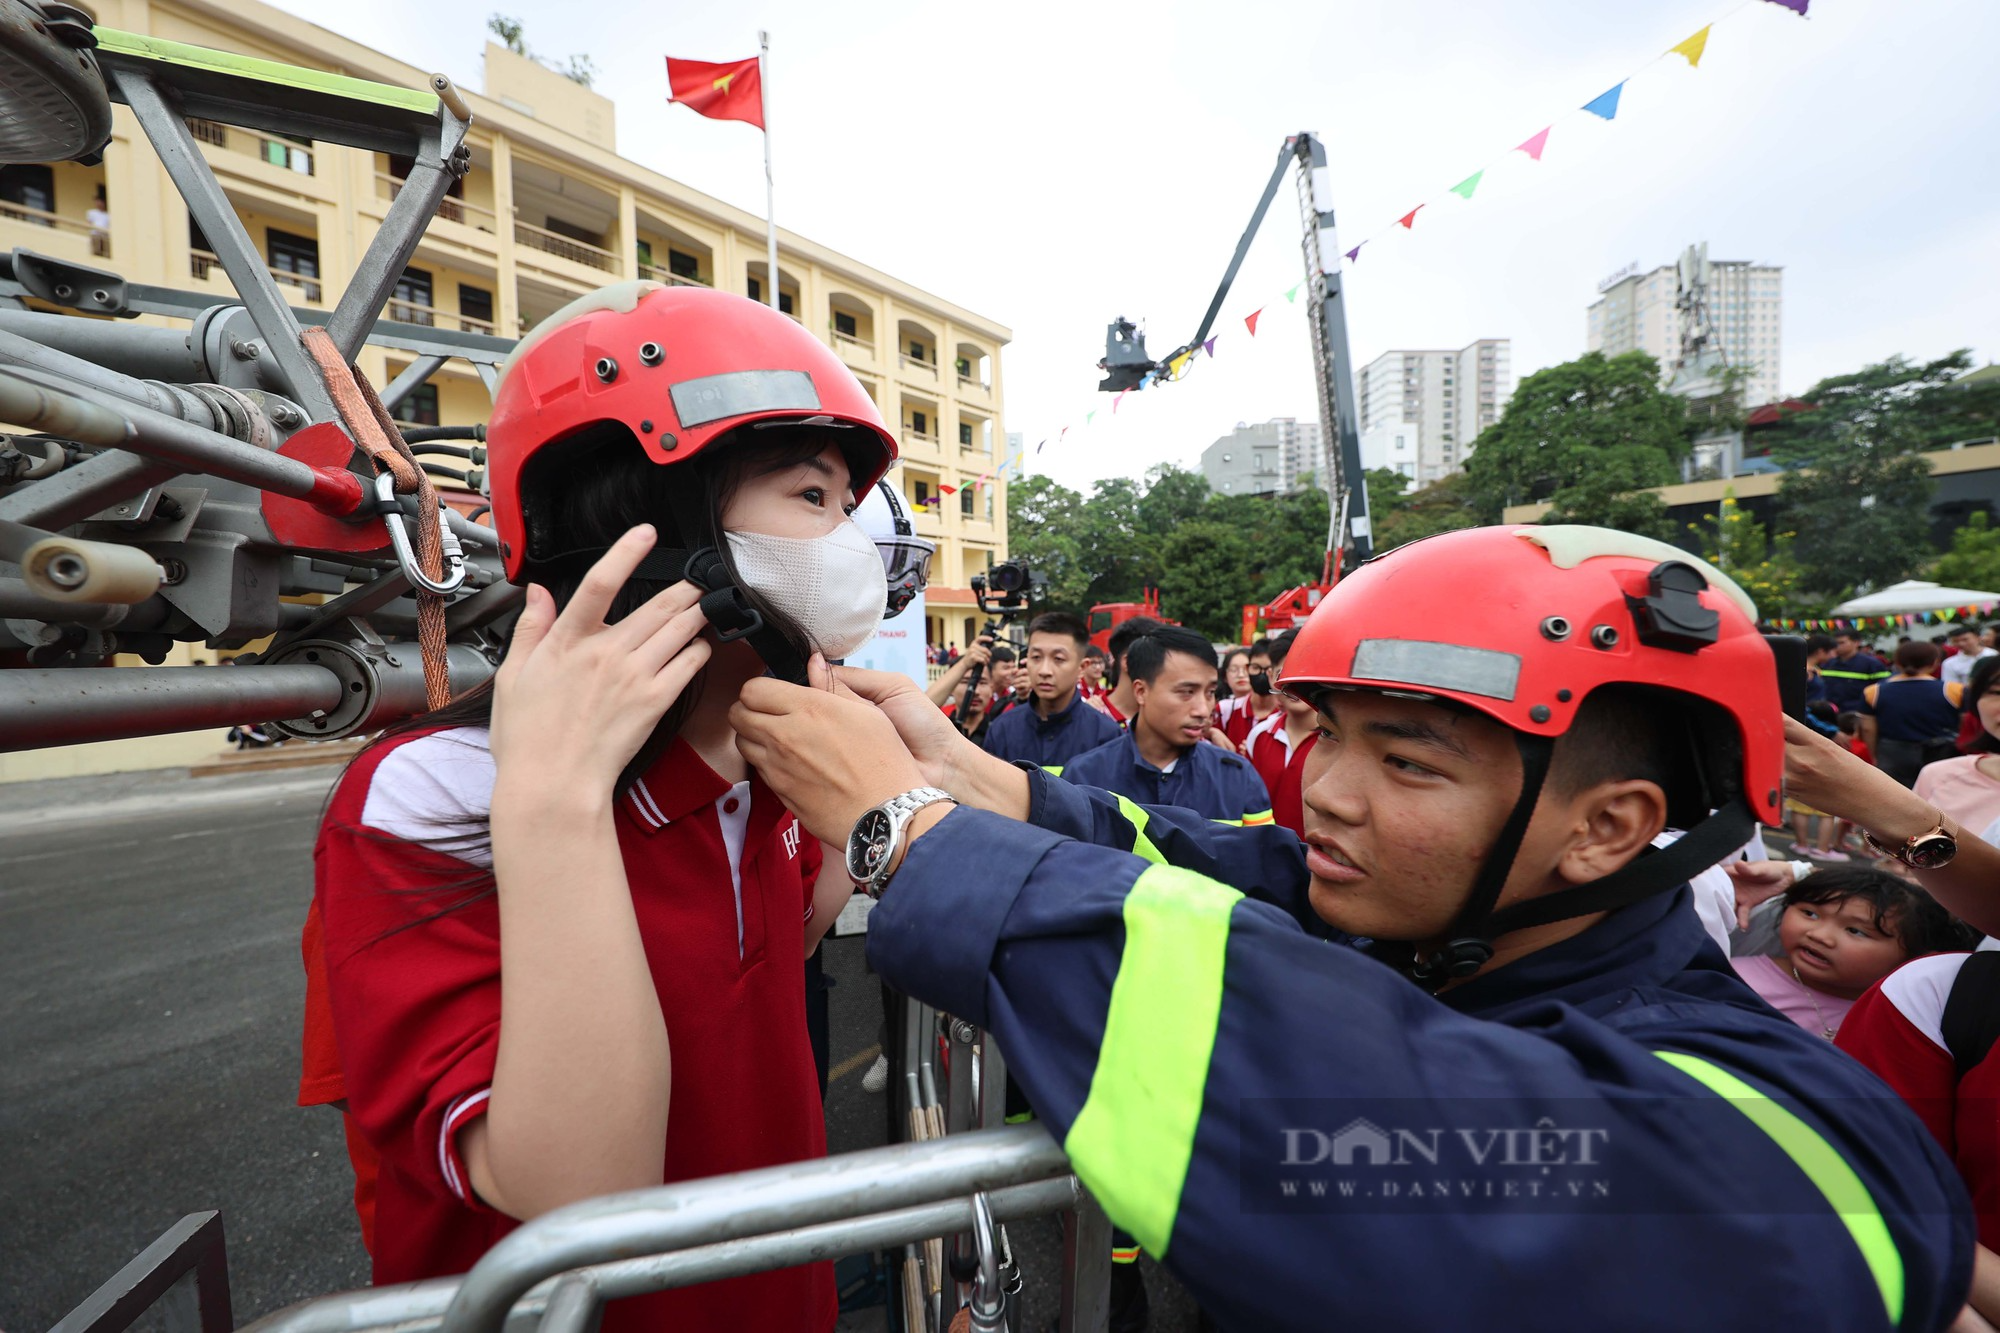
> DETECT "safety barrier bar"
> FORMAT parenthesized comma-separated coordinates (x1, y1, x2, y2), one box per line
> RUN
(51, 1210, 232, 1333)
(241, 1125, 1098, 1333)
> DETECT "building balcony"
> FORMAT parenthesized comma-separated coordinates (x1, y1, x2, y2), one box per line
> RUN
(0, 200, 108, 264)
(191, 249, 324, 305)
(385, 297, 495, 334)
(637, 262, 710, 288)
(513, 219, 621, 289)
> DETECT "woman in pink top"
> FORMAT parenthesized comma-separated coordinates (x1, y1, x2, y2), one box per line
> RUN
(1916, 655, 2000, 831)
(1732, 863, 1975, 1040)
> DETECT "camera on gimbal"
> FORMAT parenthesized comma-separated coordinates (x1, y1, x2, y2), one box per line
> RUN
(971, 556, 1040, 621)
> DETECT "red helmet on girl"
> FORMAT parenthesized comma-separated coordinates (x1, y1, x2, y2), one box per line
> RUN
(1278, 524, 1783, 984)
(485, 281, 898, 583)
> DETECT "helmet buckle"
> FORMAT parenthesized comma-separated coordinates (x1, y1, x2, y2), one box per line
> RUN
(1626, 561, 1720, 654)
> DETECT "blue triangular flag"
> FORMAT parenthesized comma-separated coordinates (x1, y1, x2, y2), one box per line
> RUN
(1582, 83, 1624, 120)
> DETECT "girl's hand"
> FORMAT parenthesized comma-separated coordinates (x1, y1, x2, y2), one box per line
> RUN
(1726, 859, 1796, 930)
(490, 525, 711, 793)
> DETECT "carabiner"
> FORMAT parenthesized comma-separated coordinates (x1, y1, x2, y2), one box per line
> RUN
(372, 470, 467, 596)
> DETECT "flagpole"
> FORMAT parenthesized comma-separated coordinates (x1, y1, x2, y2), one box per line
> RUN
(760, 29, 778, 310)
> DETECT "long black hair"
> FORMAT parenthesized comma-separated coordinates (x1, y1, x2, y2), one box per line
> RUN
(1963, 654, 2000, 755)
(330, 422, 847, 925)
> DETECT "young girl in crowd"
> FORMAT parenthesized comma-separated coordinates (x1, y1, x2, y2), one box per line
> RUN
(1731, 863, 1974, 1040)
(303, 283, 895, 1331)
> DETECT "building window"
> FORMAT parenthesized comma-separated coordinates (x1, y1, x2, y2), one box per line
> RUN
(402, 383, 440, 428)
(458, 283, 494, 332)
(266, 228, 321, 302)
(834, 310, 858, 338)
(391, 266, 434, 325)
(0, 164, 55, 221)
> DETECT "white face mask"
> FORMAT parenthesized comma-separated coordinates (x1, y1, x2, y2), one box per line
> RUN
(726, 521, 889, 661)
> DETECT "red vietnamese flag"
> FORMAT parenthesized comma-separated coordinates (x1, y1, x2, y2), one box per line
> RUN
(666, 55, 764, 129)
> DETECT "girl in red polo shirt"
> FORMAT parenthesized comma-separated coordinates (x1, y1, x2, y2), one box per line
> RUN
(303, 284, 898, 1330)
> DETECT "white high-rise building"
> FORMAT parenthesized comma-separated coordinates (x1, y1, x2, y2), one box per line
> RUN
(1586, 251, 1783, 407)
(1357, 339, 1512, 488)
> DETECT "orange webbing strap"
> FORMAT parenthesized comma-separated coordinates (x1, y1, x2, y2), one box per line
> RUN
(300, 327, 453, 710)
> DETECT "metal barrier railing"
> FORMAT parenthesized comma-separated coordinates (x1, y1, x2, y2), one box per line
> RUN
(51, 1210, 232, 1333)
(239, 1125, 1106, 1333)
(229, 998, 1107, 1333)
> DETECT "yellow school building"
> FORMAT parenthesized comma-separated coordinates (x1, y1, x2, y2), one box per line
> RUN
(0, 0, 1010, 780)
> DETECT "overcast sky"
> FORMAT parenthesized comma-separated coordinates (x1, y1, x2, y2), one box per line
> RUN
(269, 0, 2000, 494)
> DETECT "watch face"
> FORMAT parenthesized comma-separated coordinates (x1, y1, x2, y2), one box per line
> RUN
(1907, 833, 1957, 870)
(848, 809, 894, 881)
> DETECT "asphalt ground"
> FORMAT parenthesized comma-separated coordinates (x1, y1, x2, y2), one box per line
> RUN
(0, 764, 1198, 1331)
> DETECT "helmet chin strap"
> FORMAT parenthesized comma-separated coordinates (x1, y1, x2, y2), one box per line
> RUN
(627, 545, 810, 686)
(1408, 733, 1554, 989)
(1404, 730, 1758, 993)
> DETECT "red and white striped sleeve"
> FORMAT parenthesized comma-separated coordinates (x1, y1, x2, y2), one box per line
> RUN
(1835, 952, 1969, 1157)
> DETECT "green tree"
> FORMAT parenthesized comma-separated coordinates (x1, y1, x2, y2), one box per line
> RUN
(1932, 510, 2000, 595)
(1761, 351, 2000, 466)
(1777, 423, 1935, 602)
(1372, 472, 1479, 551)
(1692, 492, 1805, 616)
(1461, 350, 1690, 525)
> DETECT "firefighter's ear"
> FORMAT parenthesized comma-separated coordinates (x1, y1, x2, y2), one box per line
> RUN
(1552, 780, 1670, 886)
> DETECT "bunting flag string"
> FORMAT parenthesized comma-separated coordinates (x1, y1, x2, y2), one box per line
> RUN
(1765, 603, 2000, 634)
(1006, 0, 1811, 484)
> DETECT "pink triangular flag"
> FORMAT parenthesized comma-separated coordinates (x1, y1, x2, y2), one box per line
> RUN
(1245, 309, 1263, 336)
(1397, 206, 1423, 230)
(1515, 127, 1551, 161)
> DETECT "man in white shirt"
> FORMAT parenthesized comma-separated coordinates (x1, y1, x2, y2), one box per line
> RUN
(1941, 621, 1996, 689)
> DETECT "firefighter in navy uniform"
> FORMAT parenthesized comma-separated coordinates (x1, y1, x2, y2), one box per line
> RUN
(732, 524, 1976, 1332)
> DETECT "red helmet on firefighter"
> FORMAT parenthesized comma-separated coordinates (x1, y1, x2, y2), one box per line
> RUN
(1278, 524, 1783, 985)
(485, 281, 898, 584)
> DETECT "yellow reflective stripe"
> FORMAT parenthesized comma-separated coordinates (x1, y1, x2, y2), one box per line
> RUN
(1110, 793, 1167, 865)
(1063, 865, 1241, 1259)
(1655, 1052, 1903, 1326)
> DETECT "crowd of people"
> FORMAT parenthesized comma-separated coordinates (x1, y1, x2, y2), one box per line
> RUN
(296, 283, 2000, 1332)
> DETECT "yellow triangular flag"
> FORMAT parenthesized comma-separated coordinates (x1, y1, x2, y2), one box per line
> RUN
(1669, 25, 1710, 68)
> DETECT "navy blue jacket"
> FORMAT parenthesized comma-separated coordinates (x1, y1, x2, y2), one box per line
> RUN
(982, 691, 1123, 771)
(1823, 651, 1891, 712)
(1061, 727, 1273, 826)
(866, 771, 1973, 1331)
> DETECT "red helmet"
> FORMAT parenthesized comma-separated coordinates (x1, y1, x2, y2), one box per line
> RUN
(1279, 524, 1782, 983)
(486, 282, 898, 582)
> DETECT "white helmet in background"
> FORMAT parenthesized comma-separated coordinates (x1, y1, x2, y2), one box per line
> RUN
(853, 479, 933, 618)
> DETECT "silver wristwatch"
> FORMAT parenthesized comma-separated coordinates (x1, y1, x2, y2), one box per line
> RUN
(846, 786, 956, 898)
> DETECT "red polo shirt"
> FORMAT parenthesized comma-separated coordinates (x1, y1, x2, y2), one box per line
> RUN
(1244, 712, 1317, 838)
(308, 726, 833, 1331)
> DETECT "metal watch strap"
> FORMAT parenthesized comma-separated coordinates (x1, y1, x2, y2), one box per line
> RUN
(861, 786, 955, 897)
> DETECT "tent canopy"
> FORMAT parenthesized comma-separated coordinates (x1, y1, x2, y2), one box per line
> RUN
(1830, 580, 2000, 617)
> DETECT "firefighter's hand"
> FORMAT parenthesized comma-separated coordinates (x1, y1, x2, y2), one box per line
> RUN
(731, 656, 929, 846)
(829, 661, 1031, 820)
